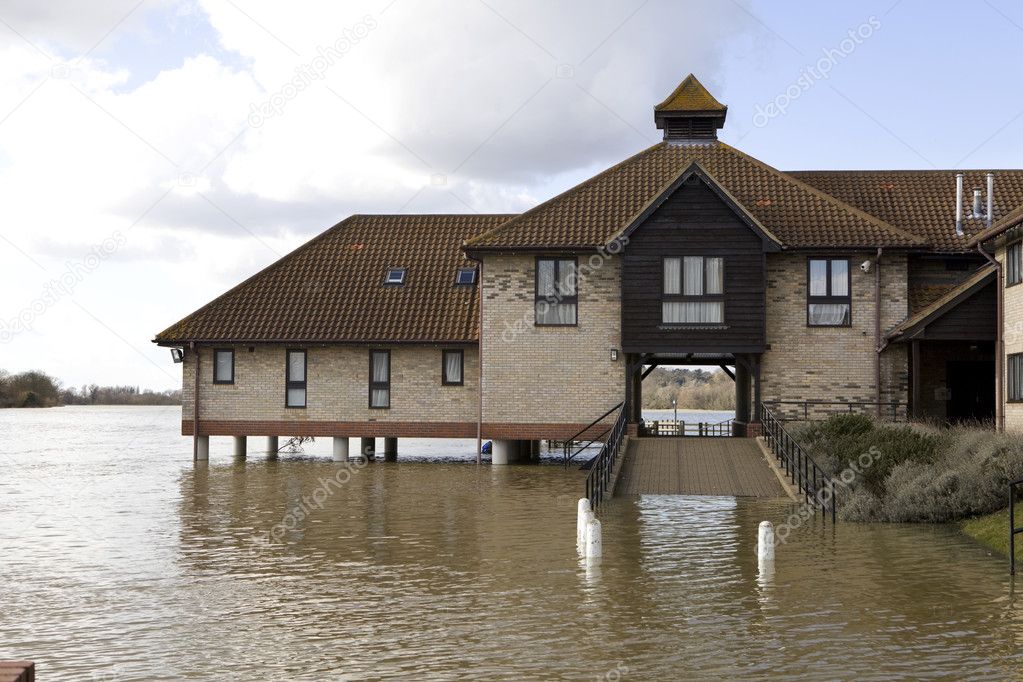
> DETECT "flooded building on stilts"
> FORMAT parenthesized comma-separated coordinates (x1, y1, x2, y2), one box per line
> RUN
(155, 75, 1023, 465)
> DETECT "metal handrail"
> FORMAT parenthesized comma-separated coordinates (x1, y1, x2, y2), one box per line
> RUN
(1010, 479, 1023, 574)
(584, 403, 627, 510)
(760, 403, 837, 523)
(642, 419, 733, 437)
(563, 401, 624, 465)
(763, 399, 905, 422)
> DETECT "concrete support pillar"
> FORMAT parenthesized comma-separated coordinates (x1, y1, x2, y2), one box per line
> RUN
(332, 437, 350, 462)
(492, 439, 529, 465)
(383, 437, 397, 462)
(530, 440, 541, 459)
(233, 435, 247, 459)
(266, 436, 279, 457)
(360, 437, 376, 461)
(196, 435, 209, 461)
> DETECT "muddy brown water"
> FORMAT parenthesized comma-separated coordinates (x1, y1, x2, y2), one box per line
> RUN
(0, 406, 1021, 680)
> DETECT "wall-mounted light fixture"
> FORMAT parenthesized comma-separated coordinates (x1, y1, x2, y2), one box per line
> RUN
(170, 348, 185, 363)
(610, 349, 619, 362)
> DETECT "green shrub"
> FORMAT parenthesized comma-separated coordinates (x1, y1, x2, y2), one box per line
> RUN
(794, 415, 1023, 523)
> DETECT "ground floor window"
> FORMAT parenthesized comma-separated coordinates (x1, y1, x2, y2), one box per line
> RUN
(370, 350, 390, 408)
(1009, 353, 1023, 402)
(213, 349, 234, 384)
(442, 349, 463, 385)
(807, 257, 851, 326)
(662, 256, 724, 324)
(286, 349, 307, 408)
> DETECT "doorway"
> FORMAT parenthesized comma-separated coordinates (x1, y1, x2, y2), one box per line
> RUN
(946, 360, 995, 424)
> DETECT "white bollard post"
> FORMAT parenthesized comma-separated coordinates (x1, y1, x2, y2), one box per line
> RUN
(757, 521, 775, 563)
(577, 499, 590, 554)
(585, 517, 602, 562)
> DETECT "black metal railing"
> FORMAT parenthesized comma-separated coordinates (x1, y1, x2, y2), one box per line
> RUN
(1010, 479, 1023, 575)
(584, 403, 628, 510)
(642, 418, 733, 437)
(763, 399, 905, 423)
(563, 401, 624, 465)
(761, 404, 837, 523)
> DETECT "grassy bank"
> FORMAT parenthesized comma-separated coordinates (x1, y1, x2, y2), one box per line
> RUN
(960, 508, 1023, 564)
(794, 415, 1023, 524)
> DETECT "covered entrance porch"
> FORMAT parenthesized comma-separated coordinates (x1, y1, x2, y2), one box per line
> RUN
(623, 352, 764, 438)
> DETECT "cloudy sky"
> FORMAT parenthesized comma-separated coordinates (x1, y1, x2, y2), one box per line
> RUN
(2, 0, 1023, 391)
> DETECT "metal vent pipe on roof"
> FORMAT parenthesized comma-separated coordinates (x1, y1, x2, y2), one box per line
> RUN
(973, 189, 984, 218)
(955, 173, 964, 236)
(987, 172, 995, 227)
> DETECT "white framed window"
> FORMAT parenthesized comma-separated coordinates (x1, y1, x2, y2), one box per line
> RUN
(662, 256, 724, 324)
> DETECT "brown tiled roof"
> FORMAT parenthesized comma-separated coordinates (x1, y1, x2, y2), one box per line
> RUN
(790, 170, 1023, 253)
(886, 265, 995, 341)
(465, 142, 924, 251)
(655, 74, 726, 112)
(967, 202, 1023, 247)
(154, 214, 512, 345)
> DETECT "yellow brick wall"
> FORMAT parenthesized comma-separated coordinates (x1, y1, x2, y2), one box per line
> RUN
(182, 344, 478, 423)
(480, 253, 624, 424)
(761, 252, 909, 417)
(998, 244, 1023, 431)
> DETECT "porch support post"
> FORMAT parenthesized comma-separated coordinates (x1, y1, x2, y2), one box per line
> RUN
(753, 354, 762, 422)
(633, 360, 644, 424)
(735, 355, 751, 435)
(911, 339, 921, 421)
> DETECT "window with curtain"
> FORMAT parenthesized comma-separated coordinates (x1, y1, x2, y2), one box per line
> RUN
(1010, 354, 1023, 402)
(213, 349, 234, 384)
(535, 257, 578, 326)
(442, 349, 464, 385)
(807, 258, 851, 326)
(285, 349, 306, 408)
(662, 256, 724, 324)
(370, 350, 390, 408)
(1008, 243, 1022, 286)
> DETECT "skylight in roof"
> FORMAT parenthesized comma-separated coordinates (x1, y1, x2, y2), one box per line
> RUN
(455, 267, 477, 285)
(385, 267, 406, 285)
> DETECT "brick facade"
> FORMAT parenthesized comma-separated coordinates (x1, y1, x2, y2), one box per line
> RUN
(479, 253, 624, 433)
(998, 244, 1023, 431)
(760, 252, 909, 418)
(182, 344, 479, 430)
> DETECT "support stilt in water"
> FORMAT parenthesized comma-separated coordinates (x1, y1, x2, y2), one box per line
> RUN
(383, 437, 397, 462)
(233, 436, 247, 459)
(332, 437, 350, 462)
(196, 435, 209, 461)
(266, 436, 279, 457)
(360, 437, 376, 461)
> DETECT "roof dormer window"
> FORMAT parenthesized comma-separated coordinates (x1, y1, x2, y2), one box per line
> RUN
(384, 267, 406, 285)
(455, 267, 477, 285)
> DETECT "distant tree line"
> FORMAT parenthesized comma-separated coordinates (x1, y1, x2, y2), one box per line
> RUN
(0, 369, 181, 408)
(642, 367, 735, 410)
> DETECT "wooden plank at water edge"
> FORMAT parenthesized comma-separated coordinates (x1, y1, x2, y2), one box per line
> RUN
(0, 662, 34, 682)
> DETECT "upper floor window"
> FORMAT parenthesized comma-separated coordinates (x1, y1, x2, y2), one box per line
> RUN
(442, 349, 464, 385)
(286, 349, 307, 408)
(370, 350, 390, 408)
(535, 257, 578, 326)
(807, 258, 851, 326)
(213, 349, 234, 384)
(662, 256, 724, 325)
(1010, 353, 1023, 402)
(455, 267, 477, 286)
(1007, 243, 1022, 286)
(384, 267, 406, 285)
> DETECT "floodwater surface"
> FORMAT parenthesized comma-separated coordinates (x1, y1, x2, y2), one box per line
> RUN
(0, 406, 1021, 680)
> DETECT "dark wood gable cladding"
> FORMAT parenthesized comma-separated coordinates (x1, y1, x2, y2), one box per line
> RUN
(621, 172, 773, 353)
(905, 281, 996, 341)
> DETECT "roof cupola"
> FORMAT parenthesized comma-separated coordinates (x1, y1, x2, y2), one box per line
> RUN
(654, 74, 727, 142)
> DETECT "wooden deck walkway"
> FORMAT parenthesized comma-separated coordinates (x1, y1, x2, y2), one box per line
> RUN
(615, 437, 786, 498)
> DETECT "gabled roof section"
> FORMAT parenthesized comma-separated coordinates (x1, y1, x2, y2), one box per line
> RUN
(465, 142, 925, 251)
(885, 265, 996, 342)
(967, 202, 1023, 247)
(655, 74, 726, 113)
(154, 214, 513, 345)
(791, 170, 1023, 252)
(613, 161, 782, 250)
